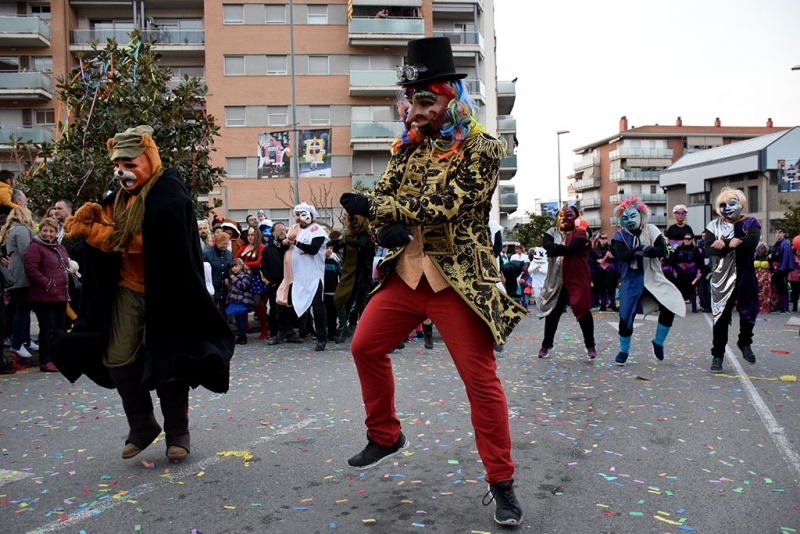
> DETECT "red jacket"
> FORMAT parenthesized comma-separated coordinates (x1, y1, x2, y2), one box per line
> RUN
(23, 237, 70, 303)
(236, 243, 264, 271)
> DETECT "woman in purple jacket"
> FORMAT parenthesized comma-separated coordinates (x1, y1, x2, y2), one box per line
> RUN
(23, 217, 70, 372)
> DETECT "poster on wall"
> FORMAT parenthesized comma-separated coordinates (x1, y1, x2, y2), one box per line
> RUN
(540, 201, 559, 217)
(778, 158, 800, 193)
(256, 129, 332, 179)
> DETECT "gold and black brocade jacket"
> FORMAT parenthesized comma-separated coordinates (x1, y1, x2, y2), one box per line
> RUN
(368, 131, 527, 345)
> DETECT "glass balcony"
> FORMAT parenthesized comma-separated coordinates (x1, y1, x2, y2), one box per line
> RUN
(0, 127, 55, 146)
(584, 218, 601, 228)
(609, 147, 673, 160)
(0, 15, 51, 47)
(463, 78, 485, 101)
(609, 193, 666, 204)
(351, 121, 404, 139)
(433, 0, 484, 8)
(497, 80, 515, 116)
(71, 29, 205, 46)
(499, 192, 518, 210)
(348, 18, 424, 45)
(579, 197, 602, 209)
(497, 117, 516, 131)
(572, 177, 600, 191)
(0, 72, 53, 99)
(432, 30, 484, 51)
(349, 70, 398, 96)
(499, 154, 517, 180)
(573, 156, 600, 172)
(609, 170, 660, 183)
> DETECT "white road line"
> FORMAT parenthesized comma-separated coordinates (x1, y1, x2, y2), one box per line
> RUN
(0, 469, 33, 487)
(28, 419, 315, 534)
(704, 314, 800, 486)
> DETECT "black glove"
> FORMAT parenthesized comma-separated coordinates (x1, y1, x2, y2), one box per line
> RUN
(377, 223, 412, 248)
(643, 245, 656, 257)
(633, 250, 645, 260)
(547, 244, 566, 257)
(328, 238, 344, 252)
(340, 193, 370, 217)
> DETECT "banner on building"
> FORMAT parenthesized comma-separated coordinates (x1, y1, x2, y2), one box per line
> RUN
(540, 201, 559, 217)
(778, 158, 800, 193)
(257, 129, 332, 179)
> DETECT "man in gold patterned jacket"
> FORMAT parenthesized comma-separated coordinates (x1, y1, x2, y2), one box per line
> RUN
(339, 37, 527, 527)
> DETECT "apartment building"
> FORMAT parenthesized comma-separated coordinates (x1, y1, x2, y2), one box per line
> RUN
(569, 116, 788, 238)
(0, 0, 516, 228)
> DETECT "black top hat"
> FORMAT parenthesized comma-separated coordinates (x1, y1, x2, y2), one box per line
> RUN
(396, 36, 468, 87)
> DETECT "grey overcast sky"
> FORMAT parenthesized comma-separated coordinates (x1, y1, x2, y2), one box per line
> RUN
(494, 0, 800, 215)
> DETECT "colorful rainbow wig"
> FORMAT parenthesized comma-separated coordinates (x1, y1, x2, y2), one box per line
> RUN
(714, 187, 746, 217)
(392, 80, 480, 158)
(613, 196, 650, 227)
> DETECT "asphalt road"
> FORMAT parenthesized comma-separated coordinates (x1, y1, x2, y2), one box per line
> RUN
(2, 306, 800, 534)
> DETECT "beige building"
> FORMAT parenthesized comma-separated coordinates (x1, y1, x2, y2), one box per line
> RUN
(0, 0, 517, 228)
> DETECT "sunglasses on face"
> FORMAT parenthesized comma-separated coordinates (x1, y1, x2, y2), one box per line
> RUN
(599, 237, 607, 240)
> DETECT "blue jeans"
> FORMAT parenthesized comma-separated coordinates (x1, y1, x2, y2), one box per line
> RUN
(31, 302, 66, 365)
(9, 287, 31, 350)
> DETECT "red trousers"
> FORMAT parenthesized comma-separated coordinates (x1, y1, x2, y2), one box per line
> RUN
(351, 274, 515, 483)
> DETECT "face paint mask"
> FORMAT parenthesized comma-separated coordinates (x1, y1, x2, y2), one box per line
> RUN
(296, 210, 312, 227)
(557, 207, 576, 233)
(619, 207, 642, 233)
(719, 198, 742, 222)
(113, 153, 152, 193)
(674, 210, 686, 223)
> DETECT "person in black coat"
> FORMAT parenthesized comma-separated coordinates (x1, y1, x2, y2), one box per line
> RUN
(53, 126, 234, 464)
(260, 221, 302, 344)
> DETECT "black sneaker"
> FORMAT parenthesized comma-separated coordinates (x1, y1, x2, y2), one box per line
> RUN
(710, 357, 724, 374)
(482, 478, 523, 526)
(739, 345, 756, 365)
(315, 341, 326, 352)
(347, 432, 409, 470)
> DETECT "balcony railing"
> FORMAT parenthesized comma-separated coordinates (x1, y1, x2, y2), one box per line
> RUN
(433, 0, 484, 9)
(497, 80, 515, 115)
(584, 218, 601, 228)
(573, 156, 600, 172)
(497, 117, 516, 131)
(71, 29, 205, 46)
(499, 193, 518, 210)
(609, 147, 673, 160)
(572, 177, 600, 191)
(609, 170, 660, 183)
(349, 70, 398, 96)
(579, 197, 602, 209)
(432, 30, 484, 51)
(348, 17, 424, 45)
(609, 193, 666, 204)
(463, 78, 486, 100)
(0, 15, 51, 46)
(0, 72, 53, 100)
(351, 121, 404, 139)
(0, 127, 55, 146)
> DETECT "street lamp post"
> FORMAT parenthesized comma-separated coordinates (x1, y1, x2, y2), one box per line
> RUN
(556, 130, 570, 207)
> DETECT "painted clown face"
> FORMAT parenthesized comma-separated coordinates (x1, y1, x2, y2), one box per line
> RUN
(719, 198, 743, 222)
(557, 207, 577, 233)
(619, 207, 643, 232)
(295, 209, 313, 227)
(406, 86, 450, 137)
(113, 153, 152, 193)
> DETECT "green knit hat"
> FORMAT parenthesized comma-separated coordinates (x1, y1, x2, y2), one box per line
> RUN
(108, 125, 154, 161)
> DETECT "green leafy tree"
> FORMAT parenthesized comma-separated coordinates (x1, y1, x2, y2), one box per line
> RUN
(507, 211, 555, 249)
(16, 31, 224, 217)
(774, 198, 800, 239)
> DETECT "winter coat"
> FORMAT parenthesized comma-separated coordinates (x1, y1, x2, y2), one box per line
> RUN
(23, 236, 70, 303)
(204, 245, 233, 300)
(5, 222, 33, 289)
(260, 239, 288, 290)
(226, 272, 254, 308)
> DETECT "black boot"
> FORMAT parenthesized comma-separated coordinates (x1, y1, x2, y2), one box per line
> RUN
(156, 378, 190, 461)
(236, 335, 247, 345)
(107, 360, 162, 458)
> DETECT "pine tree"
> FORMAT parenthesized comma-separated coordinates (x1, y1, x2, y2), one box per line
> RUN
(16, 30, 224, 216)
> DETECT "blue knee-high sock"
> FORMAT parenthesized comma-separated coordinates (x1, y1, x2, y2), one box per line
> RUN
(653, 323, 670, 346)
(619, 335, 631, 354)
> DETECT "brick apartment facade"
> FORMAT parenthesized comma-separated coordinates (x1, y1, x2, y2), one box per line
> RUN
(0, 0, 518, 228)
(569, 116, 788, 238)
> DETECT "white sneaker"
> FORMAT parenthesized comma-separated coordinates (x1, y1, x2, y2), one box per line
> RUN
(26, 341, 39, 351)
(12, 345, 32, 358)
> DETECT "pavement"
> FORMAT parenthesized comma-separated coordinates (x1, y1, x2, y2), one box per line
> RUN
(1, 306, 800, 533)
